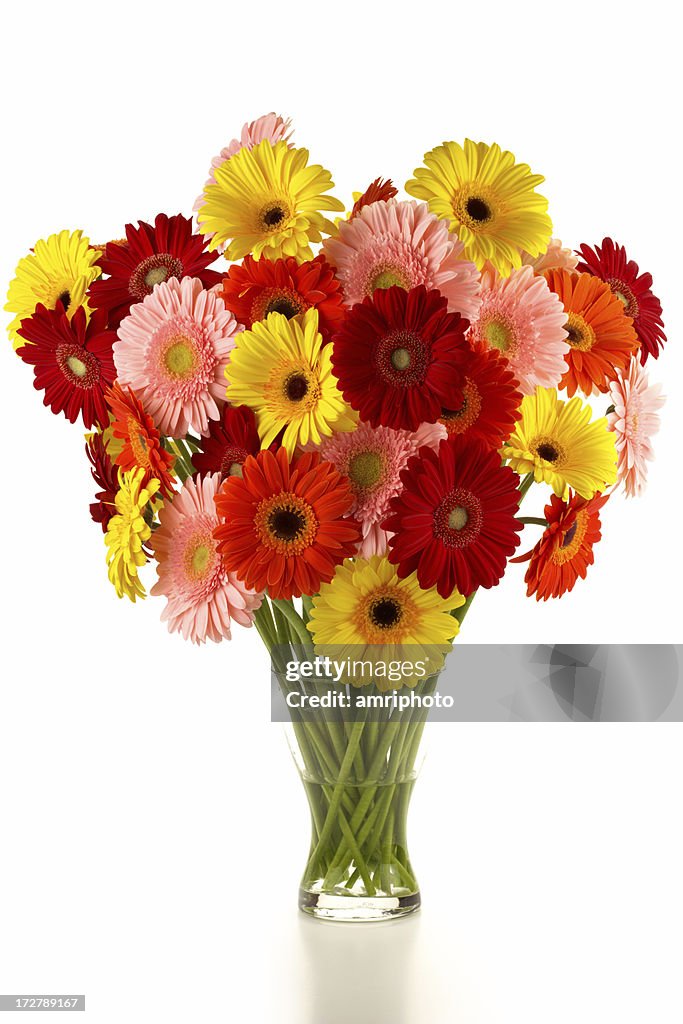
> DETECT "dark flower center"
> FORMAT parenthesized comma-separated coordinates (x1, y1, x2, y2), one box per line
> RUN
(269, 508, 307, 542)
(57, 290, 71, 311)
(263, 206, 286, 228)
(561, 521, 578, 548)
(285, 373, 309, 402)
(369, 597, 402, 629)
(267, 296, 301, 318)
(466, 196, 491, 222)
(537, 443, 559, 463)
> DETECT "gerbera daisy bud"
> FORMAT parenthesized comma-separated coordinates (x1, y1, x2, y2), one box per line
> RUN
(502, 387, 618, 499)
(214, 447, 361, 601)
(331, 285, 471, 432)
(226, 307, 356, 455)
(383, 436, 523, 598)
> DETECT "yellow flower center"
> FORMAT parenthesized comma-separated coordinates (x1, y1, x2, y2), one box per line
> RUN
(448, 506, 469, 530)
(191, 543, 211, 575)
(371, 267, 408, 292)
(390, 347, 411, 370)
(565, 312, 596, 351)
(164, 337, 197, 377)
(184, 532, 216, 581)
(145, 266, 170, 288)
(348, 450, 384, 490)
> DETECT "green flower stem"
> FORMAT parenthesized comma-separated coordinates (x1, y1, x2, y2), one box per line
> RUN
(518, 516, 549, 527)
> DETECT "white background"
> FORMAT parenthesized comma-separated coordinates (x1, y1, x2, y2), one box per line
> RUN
(1, 2, 681, 1021)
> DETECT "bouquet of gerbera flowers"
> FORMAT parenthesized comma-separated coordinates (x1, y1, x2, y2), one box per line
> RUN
(7, 113, 667, 920)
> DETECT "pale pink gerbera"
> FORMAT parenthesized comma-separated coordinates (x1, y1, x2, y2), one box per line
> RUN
(320, 420, 446, 557)
(522, 238, 578, 275)
(469, 265, 569, 395)
(151, 473, 261, 644)
(608, 355, 665, 497)
(114, 277, 238, 438)
(193, 113, 293, 242)
(322, 199, 481, 321)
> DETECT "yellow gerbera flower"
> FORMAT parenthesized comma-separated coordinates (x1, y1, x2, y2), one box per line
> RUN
(105, 468, 160, 602)
(502, 387, 617, 498)
(5, 229, 101, 349)
(406, 140, 552, 277)
(226, 307, 356, 455)
(196, 140, 344, 262)
(307, 556, 465, 689)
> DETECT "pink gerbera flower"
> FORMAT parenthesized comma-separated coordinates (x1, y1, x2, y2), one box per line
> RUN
(522, 238, 578, 275)
(608, 356, 665, 498)
(114, 277, 238, 438)
(151, 473, 261, 644)
(468, 265, 569, 394)
(193, 113, 293, 246)
(320, 420, 445, 557)
(322, 199, 481, 321)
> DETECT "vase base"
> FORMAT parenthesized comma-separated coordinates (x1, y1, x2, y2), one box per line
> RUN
(298, 888, 420, 922)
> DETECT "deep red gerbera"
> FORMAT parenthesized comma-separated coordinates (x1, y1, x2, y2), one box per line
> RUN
(191, 404, 261, 480)
(575, 237, 666, 364)
(383, 435, 523, 597)
(85, 432, 119, 532)
(17, 303, 116, 429)
(219, 254, 345, 341)
(515, 491, 609, 601)
(439, 344, 522, 447)
(89, 213, 222, 326)
(331, 285, 471, 431)
(350, 177, 398, 218)
(214, 447, 361, 600)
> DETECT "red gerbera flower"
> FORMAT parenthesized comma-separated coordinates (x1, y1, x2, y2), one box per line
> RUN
(17, 303, 116, 429)
(350, 177, 398, 218)
(191, 404, 261, 480)
(384, 435, 523, 597)
(516, 491, 608, 601)
(214, 447, 361, 600)
(575, 237, 666, 364)
(105, 382, 176, 498)
(219, 254, 345, 341)
(331, 285, 471, 431)
(85, 432, 119, 532)
(439, 345, 522, 447)
(89, 213, 222, 326)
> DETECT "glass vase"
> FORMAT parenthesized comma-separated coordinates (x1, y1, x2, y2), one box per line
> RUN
(286, 680, 434, 922)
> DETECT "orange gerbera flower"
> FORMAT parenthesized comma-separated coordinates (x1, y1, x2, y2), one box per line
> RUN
(544, 269, 639, 396)
(517, 490, 609, 601)
(105, 383, 176, 497)
(214, 447, 361, 599)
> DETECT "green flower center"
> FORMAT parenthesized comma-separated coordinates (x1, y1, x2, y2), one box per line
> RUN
(484, 320, 513, 352)
(164, 339, 196, 377)
(66, 355, 87, 378)
(348, 450, 384, 490)
(372, 269, 406, 291)
(390, 347, 411, 370)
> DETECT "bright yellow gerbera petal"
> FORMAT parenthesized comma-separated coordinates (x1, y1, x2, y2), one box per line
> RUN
(226, 307, 356, 456)
(406, 139, 552, 277)
(196, 140, 344, 262)
(105, 468, 160, 602)
(5, 229, 101, 349)
(502, 387, 618, 498)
